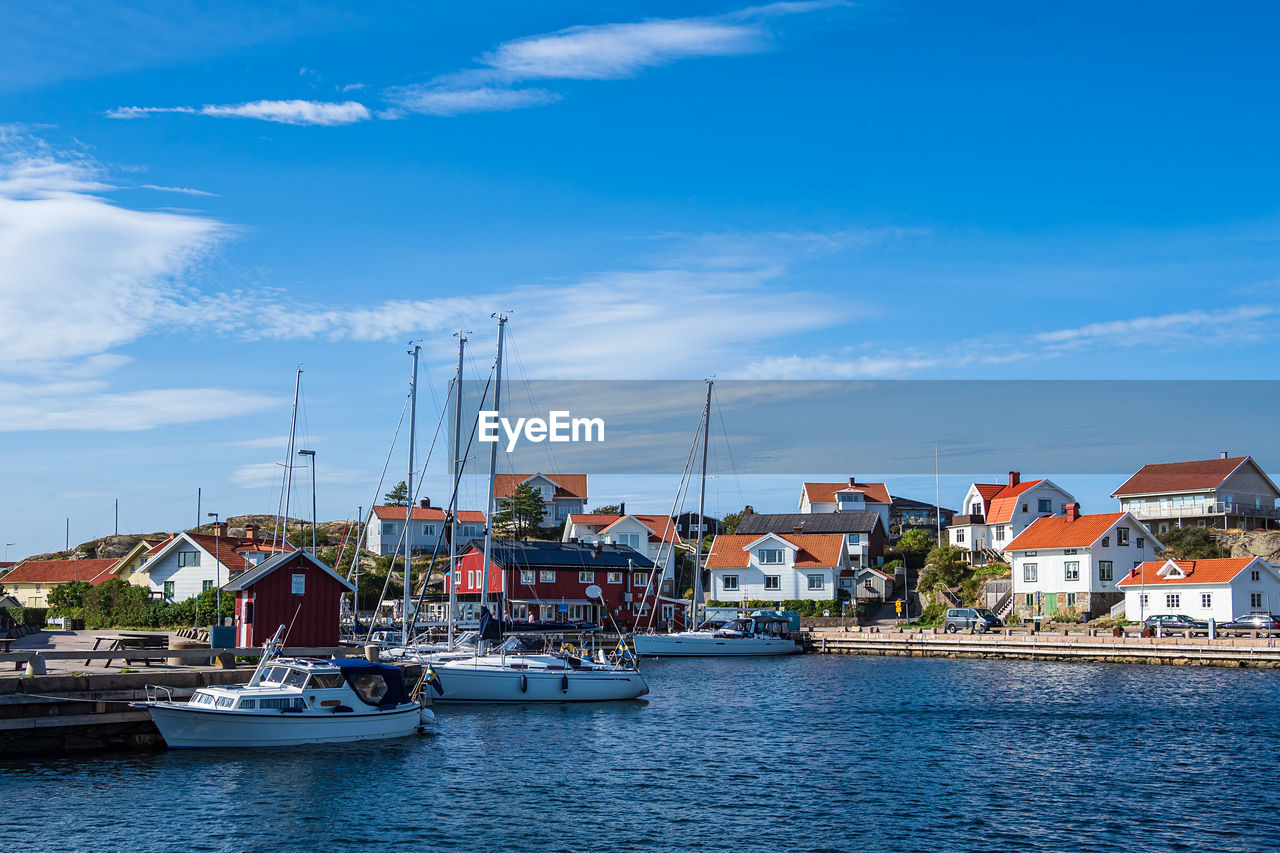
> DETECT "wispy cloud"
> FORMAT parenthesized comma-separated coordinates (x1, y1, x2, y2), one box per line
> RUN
(1034, 305, 1280, 349)
(388, 1, 845, 116)
(0, 386, 279, 432)
(138, 184, 218, 197)
(108, 99, 371, 126)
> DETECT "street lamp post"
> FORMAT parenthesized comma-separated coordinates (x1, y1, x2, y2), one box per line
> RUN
(298, 450, 317, 554)
(207, 512, 220, 626)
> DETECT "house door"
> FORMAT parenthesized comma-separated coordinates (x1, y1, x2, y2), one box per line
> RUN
(661, 604, 674, 624)
(1044, 593, 1058, 616)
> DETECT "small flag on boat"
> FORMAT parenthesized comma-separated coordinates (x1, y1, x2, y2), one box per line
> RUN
(614, 639, 635, 662)
(425, 666, 444, 695)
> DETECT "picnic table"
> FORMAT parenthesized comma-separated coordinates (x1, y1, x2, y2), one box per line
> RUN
(85, 632, 170, 667)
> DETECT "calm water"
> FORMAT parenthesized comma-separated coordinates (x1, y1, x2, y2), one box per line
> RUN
(3, 656, 1279, 852)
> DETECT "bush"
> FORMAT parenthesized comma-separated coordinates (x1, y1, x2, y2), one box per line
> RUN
(706, 599, 842, 617)
(916, 601, 945, 627)
(919, 545, 967, 592)
(1053, 607, 1082, 624)
(47, 580, 90, 619)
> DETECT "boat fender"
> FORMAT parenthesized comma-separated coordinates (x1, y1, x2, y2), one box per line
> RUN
(520, 673, 528, 693)
(560, 674, 569, 694)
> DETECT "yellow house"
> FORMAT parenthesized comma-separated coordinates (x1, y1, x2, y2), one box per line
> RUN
(0, 559, 122, 608)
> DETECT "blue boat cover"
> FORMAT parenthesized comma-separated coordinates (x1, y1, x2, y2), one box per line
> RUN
(331, 658, 411, 706)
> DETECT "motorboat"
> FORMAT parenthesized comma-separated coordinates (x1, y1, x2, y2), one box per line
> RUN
(633, 613, 802, 657)
(135, 628, 434, 748)
(427, 636, 649, 703)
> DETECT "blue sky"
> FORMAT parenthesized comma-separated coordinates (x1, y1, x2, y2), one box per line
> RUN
(2, 1, 1279, 555)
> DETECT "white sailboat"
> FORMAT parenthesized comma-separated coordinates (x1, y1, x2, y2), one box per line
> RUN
(633, 380, 801, 657)
(424, 315, 649, 702)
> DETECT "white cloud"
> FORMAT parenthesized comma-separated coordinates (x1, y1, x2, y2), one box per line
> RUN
(385, 85, 560, 117)
(138, 184, 218, 197)
(108, 99, 371, 126)
(1034, 305, 1279, 349)
(0, 386, 279, 431)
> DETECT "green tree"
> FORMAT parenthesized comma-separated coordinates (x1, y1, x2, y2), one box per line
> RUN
(494, 482, 545, 539)
(721, 508, 748, 535)
(1159, 526, 1228, 559)
(918, 544, 968, 593)
(591, 504, 622, 514)
(384, 480, 409, 506)
(896, 528, 935, 569)
(47, 580, 91, 618)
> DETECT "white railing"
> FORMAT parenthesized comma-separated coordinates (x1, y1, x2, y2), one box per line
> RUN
(1123, 501, 1279, 520)
(1110, 600, 1126, 619)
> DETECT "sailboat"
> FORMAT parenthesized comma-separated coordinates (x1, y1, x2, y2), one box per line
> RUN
(632, 380, 801, 657)
(424, 315, 649, 702)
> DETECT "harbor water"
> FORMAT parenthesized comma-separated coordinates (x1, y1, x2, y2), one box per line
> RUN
(3, 655, 1279, 851)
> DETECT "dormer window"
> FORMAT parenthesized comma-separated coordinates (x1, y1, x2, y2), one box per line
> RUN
(758, 548, 785, 565)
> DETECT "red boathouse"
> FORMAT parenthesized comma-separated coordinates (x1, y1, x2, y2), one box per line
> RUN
(227, 550, 356, 648)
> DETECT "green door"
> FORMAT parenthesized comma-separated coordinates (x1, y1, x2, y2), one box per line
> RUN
(1044, 593, 1058, 616)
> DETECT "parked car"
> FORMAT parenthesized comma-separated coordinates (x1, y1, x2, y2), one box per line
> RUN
(944, 607, 1003, 633)
(1143, 614, 1209, 636)
(1219, 613, 1280, 635)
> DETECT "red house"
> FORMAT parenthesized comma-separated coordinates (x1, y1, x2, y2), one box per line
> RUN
(446, 539, 689, 630)
(227, 550, 356, 648)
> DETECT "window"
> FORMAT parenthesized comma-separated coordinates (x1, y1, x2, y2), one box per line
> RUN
(807, 574, 825, 591)
(614, 533, 640, 549)
(1159, 523, 1169, 534)
(1101, 537, 1110, 547)
(1022, 504, 1029, 513)
(954, 530, 966, 543)
(467, 571, 476, 588)
(758, 548, 784, 564)
(633, 571, 650, 587)
(970, 502, 982, 515)
(607, 571, 622, 584)
(202, 580, 214, 592)
(177, 550, 200, 567)
(1252, 570, 1261, 581)
(1251, 593, 1264, 609)
(1065, 593, 1076, 608)
(240, 699, 257, 710)
(422, 524, 436, 536)
(1139, 593, 1149, 608)
(215, 696, 235, 709)
(846, 534, 861, 545)
(1023, 563, 1038, 582)
(1201, 593, 1212, 609)
(1098, 561, 1113, 582)
(520, 569, 535, 585)
(1116, 527, 1130, 546)
(722, 575, 740, 591)
(1165, 593, 1180, 609)
(1038, 499, 1052, 513)
(1063, 549, 1077, 555)
(579, 571, 595, 584)
(1025, 550, 1037, 557)
(1023, 593, 1035, 606)
(764, 575, 781, 590)
(381, 522, 395, 535)
(1136, 538, 1144, 549)
(163, 581, 175, 599)
(1064, 561, 1080, 582)
(539, 569, 555, 583)
(994, 525, 1006, 541)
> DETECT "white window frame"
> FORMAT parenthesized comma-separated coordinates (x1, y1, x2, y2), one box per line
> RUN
(1251, 592, 1264, 609)
(178, 550, 200, 567)
(722, 575, 740, 591)
(764, 575, 781, 590)
(579, 571, 595, 584)
(1023, 563, 1037, 582)
(519, 569, 535, 585)
(633, 571, 650, 587)
(606, 571, 623, 584)
(1064, 561, 1080, 582)
(1201, 593, 1212, 609)
(539, 569, 555, 583)
(758, 548, 784, 565)
(1165, 593, 1180, 609)
(807, 574, 825, 591)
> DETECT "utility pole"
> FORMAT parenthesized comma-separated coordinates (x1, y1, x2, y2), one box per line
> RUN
(114, 498, 118, 536)
(197, 488, 201, 532)
(65, 518, 69, 552)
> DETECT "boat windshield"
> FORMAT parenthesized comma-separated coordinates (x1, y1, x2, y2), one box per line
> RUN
(282, 669, 309, 688)
(346, 673, 391, 705)
(261, 666, 289, 684)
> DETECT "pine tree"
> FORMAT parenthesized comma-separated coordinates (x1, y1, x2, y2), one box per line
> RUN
(494, 482, 546, 538)
(384, 480, 408, 507)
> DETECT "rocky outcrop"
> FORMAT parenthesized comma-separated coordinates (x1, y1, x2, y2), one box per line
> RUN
(1221, 530, 1280, 564)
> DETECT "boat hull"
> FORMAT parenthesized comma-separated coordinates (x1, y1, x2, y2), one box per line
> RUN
(633, 632, 801, 657)
(143, 703, 427, 748)
(431, 664, 649, 703)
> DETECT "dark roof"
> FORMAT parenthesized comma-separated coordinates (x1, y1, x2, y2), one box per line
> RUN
(737, 512, 882, 535)
(1111, 456, 1279, 498)
(463, 539, 655, 570)
(890, 496, 956, 513)
(225, 549, 357, 592)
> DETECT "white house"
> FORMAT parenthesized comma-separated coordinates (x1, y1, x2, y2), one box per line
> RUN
(1003, 504, 1161, 621)
(366, 502, 486, 557)
(133, 527, 289, 602)
(1111, 454, 1280, 533)
(706, 532, 848, 603)
(493, 473, 588, 527)
(563, 513, 682, 582)
(1117, 557, 1280, 623)
(799, 478, 892, 532)
(735, 511, 886, 568)
(949, 472, 1076, 564)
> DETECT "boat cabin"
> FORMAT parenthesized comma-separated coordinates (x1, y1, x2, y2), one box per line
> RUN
(179, 658, 412, 714)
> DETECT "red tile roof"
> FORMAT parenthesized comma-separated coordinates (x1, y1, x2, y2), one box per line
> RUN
(2, 558, 122, 585)
(566, 513, 622, 527)
(598, 514, 682, 545)
(1003, 512, 1126, 551)
(371, 505, 486, 523)
(804, 481, 892, 505)
(707, 533, 846, 569)
(493, 473, 588, 500)
(1117, 558, 1256, 587)
(985, 479, 1047, 524)
(1111, 456, 1262, 497)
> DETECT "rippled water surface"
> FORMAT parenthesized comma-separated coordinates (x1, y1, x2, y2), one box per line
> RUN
(4, 656, 1279, 851)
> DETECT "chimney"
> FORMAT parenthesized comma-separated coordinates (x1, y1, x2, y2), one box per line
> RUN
(744, 505, 754, 516)
(1009, 471, 1021, 487)
(849, 477, 856, 487)
(244, 523, 259, 540)
(419, 497, 431, 509)
(593, 541, 603, 558)
(214, 521, 227, 538)
(1065, 502, 1080, 522)
(619, 501, 625, 515)
(792, 525, 803, 535)
(1221, 451, 1229, 459)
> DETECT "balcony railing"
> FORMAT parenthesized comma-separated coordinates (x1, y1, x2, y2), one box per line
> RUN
(1123, 502, 1279, 520)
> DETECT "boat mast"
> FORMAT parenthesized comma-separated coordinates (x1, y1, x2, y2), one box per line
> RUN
(448, 332, 467, 650)
(480, 314, 507, 618)
(276, 367, 303, 552)
(692, 379, 712, 630)
(404, 344, 420, 645)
